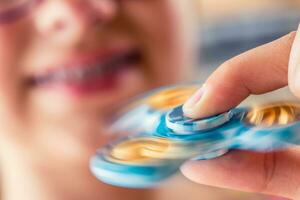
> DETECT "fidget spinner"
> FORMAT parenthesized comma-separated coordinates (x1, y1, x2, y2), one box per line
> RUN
(90, 83, 300, 188)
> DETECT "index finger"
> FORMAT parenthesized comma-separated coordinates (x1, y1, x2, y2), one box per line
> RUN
(183, 32, 296, 119)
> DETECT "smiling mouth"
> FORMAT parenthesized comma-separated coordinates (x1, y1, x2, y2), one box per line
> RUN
(27, 49, 142, 94)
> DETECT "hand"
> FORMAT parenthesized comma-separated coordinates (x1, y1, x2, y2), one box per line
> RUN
(180, 30, 300, 199)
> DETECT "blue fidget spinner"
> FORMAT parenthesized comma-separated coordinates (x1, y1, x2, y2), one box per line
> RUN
(90, 83, 300, 188)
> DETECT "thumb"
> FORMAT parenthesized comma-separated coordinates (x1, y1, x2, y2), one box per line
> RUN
(181, 148, 300, 199)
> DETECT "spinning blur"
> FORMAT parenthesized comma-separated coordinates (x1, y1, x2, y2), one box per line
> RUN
(90, 83, 300, 188)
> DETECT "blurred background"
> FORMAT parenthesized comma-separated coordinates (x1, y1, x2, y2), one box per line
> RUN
(198, 0, 300, 76)
(155, 0, 300, 200)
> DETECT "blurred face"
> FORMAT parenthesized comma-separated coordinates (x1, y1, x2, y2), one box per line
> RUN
(0, 0, 195, 157)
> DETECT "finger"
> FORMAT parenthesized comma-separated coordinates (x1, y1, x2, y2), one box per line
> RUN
(289, 25, 300, 98)
(183, 32, 296, 118)
(181, 148, 300, 199)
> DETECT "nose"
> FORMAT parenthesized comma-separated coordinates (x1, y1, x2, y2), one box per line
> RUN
(33, 0, 118, 44)
(89, 0, 118, 21)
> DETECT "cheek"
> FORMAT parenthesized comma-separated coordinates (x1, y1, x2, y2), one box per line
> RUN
(0, 25, 32, 119)
(122, 0, 194, 84)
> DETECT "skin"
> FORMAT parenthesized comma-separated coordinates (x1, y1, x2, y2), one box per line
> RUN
(0, 1, 196, 200)
(181, 29, 300, 199)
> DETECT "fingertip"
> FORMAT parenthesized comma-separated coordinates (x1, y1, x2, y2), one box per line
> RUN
(180, 160, 213, 184)
(182, 85, 206, 118)
(182, 84, 219, 119)
(179, 151, 264, 194)
(182, 102, 207, 119)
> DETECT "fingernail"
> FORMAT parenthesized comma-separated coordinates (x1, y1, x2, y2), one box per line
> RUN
(289, 25, 300, 97)
(183, 85, 206, 118)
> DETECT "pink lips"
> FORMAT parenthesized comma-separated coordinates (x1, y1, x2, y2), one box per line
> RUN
(28, 47, 141, 95)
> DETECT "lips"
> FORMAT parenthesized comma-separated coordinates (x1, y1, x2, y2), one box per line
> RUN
(27, 48, 142, 95)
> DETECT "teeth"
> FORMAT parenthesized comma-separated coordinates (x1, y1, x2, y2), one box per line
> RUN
(50, 65, 104, 82)
(52, 69, 69, 80)
(72, 69, 85, 80)
(89, 64, 103, 75)
(34, 50, 140, 84)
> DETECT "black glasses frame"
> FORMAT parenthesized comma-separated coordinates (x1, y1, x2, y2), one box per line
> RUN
(0, 0, 42, 24)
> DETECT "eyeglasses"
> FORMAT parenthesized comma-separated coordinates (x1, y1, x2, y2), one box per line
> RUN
(0, 0, 42, 24)
(0, 0, 112, 24)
